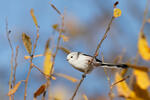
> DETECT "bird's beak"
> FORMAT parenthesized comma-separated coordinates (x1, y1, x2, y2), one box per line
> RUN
(67, 58, 69, 61)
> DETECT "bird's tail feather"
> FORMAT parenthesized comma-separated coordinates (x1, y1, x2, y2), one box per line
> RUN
(100, 63, 128, 69)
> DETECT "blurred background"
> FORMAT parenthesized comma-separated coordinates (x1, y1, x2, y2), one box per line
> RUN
(0, 0, 150, 100)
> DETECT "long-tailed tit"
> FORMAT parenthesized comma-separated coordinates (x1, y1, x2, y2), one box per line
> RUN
(67, 52, 128, 73)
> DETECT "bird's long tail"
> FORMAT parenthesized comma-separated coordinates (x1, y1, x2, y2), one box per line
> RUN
(100, 63, 128, 69)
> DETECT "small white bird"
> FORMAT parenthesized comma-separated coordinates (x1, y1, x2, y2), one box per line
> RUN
(67, 52, 128, 73)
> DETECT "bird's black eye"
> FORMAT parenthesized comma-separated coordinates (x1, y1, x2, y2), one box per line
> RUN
(71, 56, 73, 58)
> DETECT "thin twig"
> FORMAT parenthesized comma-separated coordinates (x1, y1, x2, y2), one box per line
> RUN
(110, 75, 129, 89)
(140, 0, 150, 33)
(101, 53, 113, 100)
(28, 60, 45, 76)
(94, 17, 114, 59)
(12, 46, 19, 99)
(70, 74, 86, 100)
(6, 19, 14, 100)
(70, 13, 115, 100)
(24, 27, 39, 100)
(12, 46, 19, 86)
(43, 3, 65, 99)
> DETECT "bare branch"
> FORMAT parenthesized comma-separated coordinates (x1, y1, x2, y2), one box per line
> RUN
(6, 18, 14, 100)
(12, 46, 19, 99)
(24, 27, 40, 100)
(70, 6, 116, 100)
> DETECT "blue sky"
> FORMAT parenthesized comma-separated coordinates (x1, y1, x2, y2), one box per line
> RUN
(0, 0, 149, 99)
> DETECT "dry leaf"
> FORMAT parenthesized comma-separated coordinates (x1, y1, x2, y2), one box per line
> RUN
(147, 18, 150, 23)
(55, 73, 78, 83)
(82, 94, 88, 100)
(138, 32, 150, 60)
(24, 54, 43, 59)
(59, 46, 70, 54)
(60, 35, 69, 42)
(133, 69, 150, 89)
(34, 84, 46, 98)
(115, 72, 135, 98)
(22, 33, 32, 55)
(113, 8, 122, 18)
(52, 24, 59, 30)
(8, 81, 22, 96)
(132, 81, 150, 100)
(30, 8, 38, 28)
(44, 38, 51, 55)
(43, 48, 52, 76)
(51, 76, 56, 80)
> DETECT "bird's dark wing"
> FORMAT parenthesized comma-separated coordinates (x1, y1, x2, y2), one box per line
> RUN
(82, 53, 102, 63)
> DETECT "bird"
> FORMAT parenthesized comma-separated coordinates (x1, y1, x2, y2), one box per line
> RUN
(66, 52, 128, 73)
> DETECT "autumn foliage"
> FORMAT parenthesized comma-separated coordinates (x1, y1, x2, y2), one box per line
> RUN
(5, 1, 150, 100)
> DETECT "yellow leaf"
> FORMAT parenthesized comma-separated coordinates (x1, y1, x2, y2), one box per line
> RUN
(132, 80, 150, 100)
(30, 8, 38, 28)
(55, 73, 78, 83)
(82, 94, 88, 100)
(34, 84, 46, 98)
(138, 32, 150, 60)
(52, 24, 59, 30)
(51, 76, 56, 80)
(22, 33, 32, 55)
(115, 72, 135, 98)
(59, 46, 70, 54)
(43, 49, 52, 76)
(133, 69, 150, 89)
(61, 35, 69, 42)
(8, 81, 22, 96)
(147, 18, 150, 23)
(113, 8, 122, 18)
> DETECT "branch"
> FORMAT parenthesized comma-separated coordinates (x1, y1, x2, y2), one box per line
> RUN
(42, 3, 65, 99)
(24, 27, 39, 100)
(12, 46, 19, 100)
(6, 19, 14, 100)
(70, 10, 115, 100)
(140, 0, 150, 33)
(70, 73, 86, 100)
(110, 75, 129, 89)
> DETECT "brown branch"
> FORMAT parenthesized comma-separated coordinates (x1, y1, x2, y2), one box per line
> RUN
(42, 3, 65, 99)
(12, 46, 19, 86)
(140, 0, 150, 33)
(12, 46, 19, 100)
(6, 19, 14, 100)
(94, 16, 114, 59)
(24, 27, 39, 100)
(70, 12, 115, 100)
(110, 75, 129, 89)
(101, 53, 113, 100)
(70, 73, 86, 100)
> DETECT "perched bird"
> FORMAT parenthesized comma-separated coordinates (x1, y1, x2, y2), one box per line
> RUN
(67, 52, 128, 73)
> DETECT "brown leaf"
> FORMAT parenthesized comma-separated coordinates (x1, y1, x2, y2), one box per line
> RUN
(8, 81, 22, 96)
(34, 84, 46, 98)
(22, 33, 32, 55)
(147, 18, 150, 23)
(44, 39, 51, 55)
(59, 46, 70, 54)
(138, 32, 150, 60)
(30, 8, 38, 28)
(115, 72, 135, 98)
(132, 80, 150, 100)
(82, 94, 88, 100)
(55, 73, 78, 83)
(24, 54, 43, 60)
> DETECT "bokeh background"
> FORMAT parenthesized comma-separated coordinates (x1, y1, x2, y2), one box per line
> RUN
(0, 0, 150, 100)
